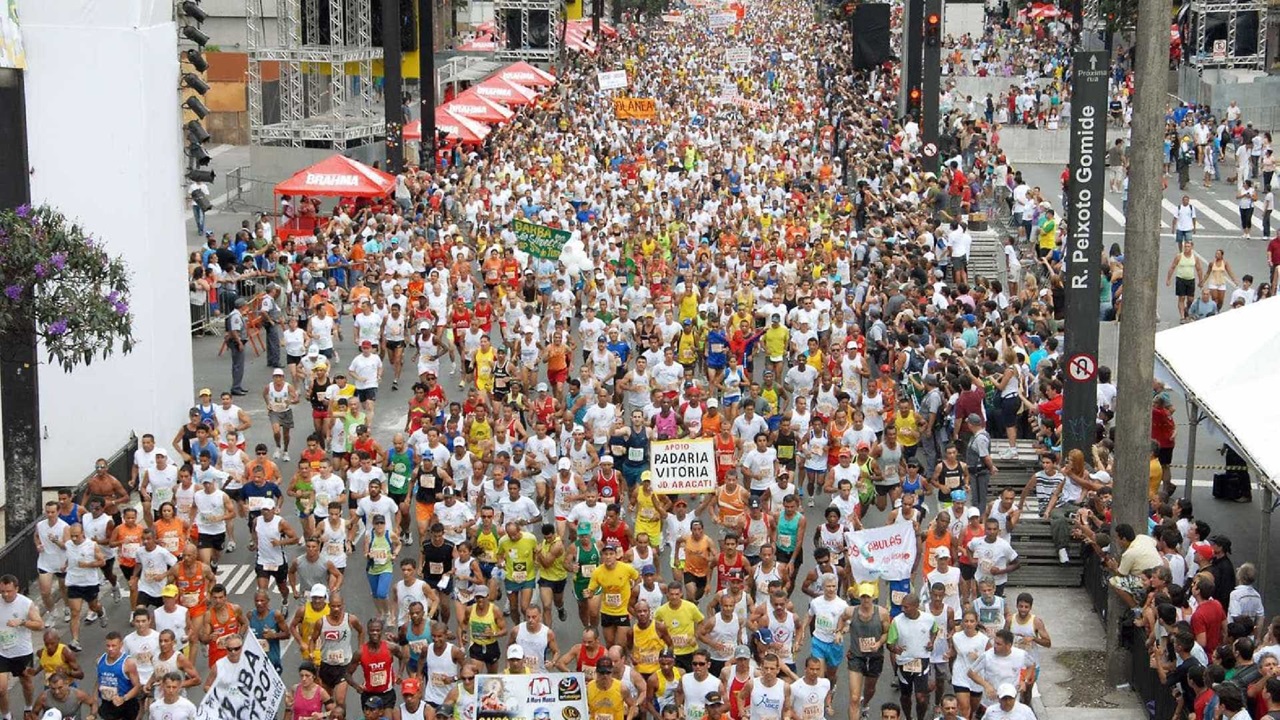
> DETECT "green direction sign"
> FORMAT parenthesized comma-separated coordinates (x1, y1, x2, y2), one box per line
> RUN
(513, 218, 571, 260)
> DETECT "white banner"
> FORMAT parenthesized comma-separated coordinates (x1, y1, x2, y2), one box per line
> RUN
(846, 521, 918, 582)
(650, 438, 717, 494)
(725, 47, 752, 66)
(195, 629, 285, 720)
(660, 13, 687, 23)
(708, 12, 737, 28)
(597, 69, 629, 90)
(473, 672, 589, 719)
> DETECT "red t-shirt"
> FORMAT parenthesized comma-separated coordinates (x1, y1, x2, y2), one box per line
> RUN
(1190, 597, 1226, 653)
(1267, 237, 1280, 266)
(1037, 395, 1063, 428)
(1151, 406, 1176, 449)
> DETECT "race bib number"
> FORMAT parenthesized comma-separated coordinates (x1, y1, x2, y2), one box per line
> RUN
(122, 543, 141, 560)
(199, 512, 220, 525)
(315, 493, 331, 509)
(154, 487, 174, 504)
(639, 507, 657, 521)
(430, 672, 452, 687)
(815, 615, 835, 632)
(370, 549, 390, 564)
(978, 559, 994, 575)
(429, 562, 445, 575)
(145, 570, 167, 582)
(580, 564, 597, 577)
(326, 541, 344, 557)
(890, 590, 907, 606)
(903, 658, 924, 674)
(100, 686, 118, 701)
(628, 448, 645, 462)
(369, 670, 388, 688)
(134, 650, 153, 665)
(262, 564, 279, 573)
(858, 637, 878, 653)
(0, 630, 17, 651)
(248, 497, 274, 511)
(260, 637, 271, 652)
(604, 592, 623, 608)
(180, 592, 199, 608)
(673, 635, 694, 649)
(162, 536, 180, 553)
(802, 705, 823, 719)
(324, 650, 347, 665)
(389, 473, 409, 491)
(510, 562, 528, 583)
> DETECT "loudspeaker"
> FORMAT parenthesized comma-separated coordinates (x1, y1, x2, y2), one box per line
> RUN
(305, 0, 417, 51)
(505, 10, 551, 49)
(851, 3, 893, 69)
(0, 70, 30, 210)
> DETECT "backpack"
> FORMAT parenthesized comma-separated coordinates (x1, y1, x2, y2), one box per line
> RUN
(905, 348, 926, 374)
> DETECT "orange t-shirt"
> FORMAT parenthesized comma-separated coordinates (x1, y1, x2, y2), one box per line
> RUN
(923, 530, 953, 577)
(113, 523, 146, 568)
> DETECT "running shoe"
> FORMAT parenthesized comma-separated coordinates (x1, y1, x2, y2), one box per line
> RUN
(225, 541, 237, 553)
(63, 607, 70, 623)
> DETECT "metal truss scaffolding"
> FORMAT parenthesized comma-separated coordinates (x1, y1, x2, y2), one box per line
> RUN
(247, 0, 380, 147)
(1187, 0, 1269, 69)
(494, 0, 562, 63)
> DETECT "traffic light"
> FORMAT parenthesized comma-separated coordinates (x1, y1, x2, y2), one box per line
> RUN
(908, 86, 922, 105)
(925, 11, 940, 47)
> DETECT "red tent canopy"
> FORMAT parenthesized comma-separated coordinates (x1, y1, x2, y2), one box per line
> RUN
(447, 91, 517, 123)
(471, 76, 539, 106)
(497, 61, 557, 88)
(405, 109, 491, 144)
(563, 27, 598, 53)
(458, 36, 500, 51)
(566, 18, 619, 38)
(274, 154, 395, 197)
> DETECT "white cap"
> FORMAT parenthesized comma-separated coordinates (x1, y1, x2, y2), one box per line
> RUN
(307, 344, 320, 356)
(42, 710, 63, 720)
(536, 382, 549, 392)
(154, 448, 168, 457)
(272, 368, 285, 376)
(557, 458, 572, 471)
(996, 683, 1017, 699)
(600, 455, 614, 464)
(453, 437, 466, 448)
(934, 546, 951, 558)
(706, 398, 719, 408)
(309, 583, 329, 598)
(507, 644, 525, 659)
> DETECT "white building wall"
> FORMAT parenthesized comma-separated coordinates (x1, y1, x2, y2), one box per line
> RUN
(16, 0, 195, 487)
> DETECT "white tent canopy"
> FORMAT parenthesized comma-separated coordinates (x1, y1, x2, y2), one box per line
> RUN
(1154, 296, 1280, 494)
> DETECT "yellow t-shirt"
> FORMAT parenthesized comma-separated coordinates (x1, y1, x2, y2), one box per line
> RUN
(498, 532, 539, 584)
(537, 537, 569, 582)
(588, 562, 640, 617)
(763, 326, 789, 358)
(895, 412, 921, 447)
(631, 621, 668, 674)
(1148, 458, 1163, 501)
(587, 678, 625, 720)
(655, 601, 704, 656)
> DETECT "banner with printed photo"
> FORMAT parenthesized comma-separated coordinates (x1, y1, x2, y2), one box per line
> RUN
(650, 438, 717, 494)
(597, 69, 628, 90)
(846, 521, 918, 583)
(1, 0, 26, 69)
(512, 218, 572, 260)
(475, 672, 589, 719)
(195, 629, 285, 720)
(613, 96, 657, 120)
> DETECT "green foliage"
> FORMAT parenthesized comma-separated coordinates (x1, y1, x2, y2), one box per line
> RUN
(0, 204, 136, 372)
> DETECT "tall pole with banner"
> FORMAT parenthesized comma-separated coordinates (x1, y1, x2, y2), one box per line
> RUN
(383, 0, 405, 174)
(1061, 49, 1108, 460)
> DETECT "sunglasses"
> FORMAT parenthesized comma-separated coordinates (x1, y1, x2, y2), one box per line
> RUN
(692, 661, 708, 666)
(226, 646, 244, 652)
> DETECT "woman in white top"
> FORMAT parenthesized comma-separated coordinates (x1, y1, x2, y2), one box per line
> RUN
(951, 609, 992, 719)
(307, 306, 338, 359)
(282, 316, 311, 384)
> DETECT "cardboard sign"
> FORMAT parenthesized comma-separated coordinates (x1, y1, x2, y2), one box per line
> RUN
(846, 522, 918, 582)
(195, 629, 285, 720)
(512, 218, 571, 260)
(473, 673, 589, 719)
(708, 12, 737, 28)
(597, 69, 629, 90)
(660, 13, 686, 24)
(614, 97, 657, 120)
(650, 438, 717, 494)
(725, 47, 752, 66)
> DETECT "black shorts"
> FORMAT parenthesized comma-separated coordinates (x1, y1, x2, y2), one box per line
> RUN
(362, 690, 396, 711)
(138, 592, 163, 609)
(99, 698, 140, 720)
(389, 492, 409, 508)
(848, 653, 884, 676)
(1156, 446, 1174, 466)
(1175, 276, 1195, 297)
(674, 653, 694, 673)
(118, 563, 136, 580)
(874, 483, 896, 496)
(319, 662, 348, 689)
(683, 572, 708, 594)
(356, 388, 378, 402)
(198, 532, 226, 551)
(952, 256, 968, 272)
(959, 563, 977, 581)
(470, 642, 500, 666)
(67, 584, 99, 602)
(897, 667, 931, 694)
(537, 578, 567, 594)
(0, 653, 31, 676)
(255, 563, 289, 584)
(386, 341, 406, 351)
(225, 488, 244, 502)
(287, 354, 304, 366)
(601, 613, 631, 628)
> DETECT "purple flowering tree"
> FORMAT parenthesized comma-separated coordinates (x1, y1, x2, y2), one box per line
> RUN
(0, 203, 135, 539)
(0, 204, 135, 371)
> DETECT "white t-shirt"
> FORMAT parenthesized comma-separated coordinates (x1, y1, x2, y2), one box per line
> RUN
(348, 353, 382, 390)
(149, 695, 199, 720)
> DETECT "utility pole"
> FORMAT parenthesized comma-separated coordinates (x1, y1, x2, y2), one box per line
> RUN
(418, 0, 436, 168)
(383, 0, 405, 174)
(1106, 0, 1169, 684)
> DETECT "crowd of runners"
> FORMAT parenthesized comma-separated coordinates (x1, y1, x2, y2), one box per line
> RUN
(6, 0, 1280, 719)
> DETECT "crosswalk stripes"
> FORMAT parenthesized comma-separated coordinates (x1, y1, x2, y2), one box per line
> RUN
(1214, 199, 1265, 232)
(1189, 200, 1237, 231)
(1102, 198, 1127, 226)
(1098, 197, 1271, 236)
(215, 563, 260, 596)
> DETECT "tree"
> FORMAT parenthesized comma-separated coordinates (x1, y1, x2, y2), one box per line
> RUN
(0, 203, 136, 537)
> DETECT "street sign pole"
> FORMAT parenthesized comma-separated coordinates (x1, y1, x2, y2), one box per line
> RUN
(900, 0, 924, 121)
(920, 0, 942, 150)
(1061, 49, 1108, 459)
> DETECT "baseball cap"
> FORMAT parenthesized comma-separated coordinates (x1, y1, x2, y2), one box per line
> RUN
(360, 340, 373, 348)
(507, 644, 525, 659)
(309, 583, 330, 598)
(951, 489, 968, 502)
(965, 506, 982, 519)
(706, 398, 719, 408)
(934, 546, 951, 558)
(272, 368, 285, 376)
(401, 677, 422, 695)
(42, 710, 63, 720)
(452, 437, 466, 448)
(704, 691, 725, 706)
(198, 388, 212, 396)
(577, 523, 593, 536)
(641, 565, 657, 575)
(474, 585, 490, 597)
(856, 582, 878, 598)
(155, 448, 168, 457)
(856, 441, 870, 451)
(536, 382, 549, 392)
(1194, 543, 1214, 560)
(748, 497, 761, 509)
(161, 584, 179, 598)
(596, 658, 614, 672)
(600, 455, 614, 464)
(558, 458, 572, 470)
(306, 345, 320, 356)
(734, 645, 752, 659)
(997, 683, 1017, 699)
(966, 413, 984, 425)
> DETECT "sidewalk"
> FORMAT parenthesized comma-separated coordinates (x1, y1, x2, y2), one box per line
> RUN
(1030, 588, 1147, 719)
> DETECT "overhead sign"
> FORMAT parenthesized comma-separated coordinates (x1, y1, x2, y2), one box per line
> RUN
(1067, 353, 1097, 382)
(614, 97, 657, 120)
(1062, 49, 1108, 457)
(708, 12, 737, 28)
(651, 438, 717, 494)
(847, 521, 918, 583)
(1212, 39, 1227, 61)
(597, 69, 629, 90)
(473, 673, 589, 719)
(725, 47, 752, 66)
(195, 629, 285, 720)
(512, 218, 571, 260)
